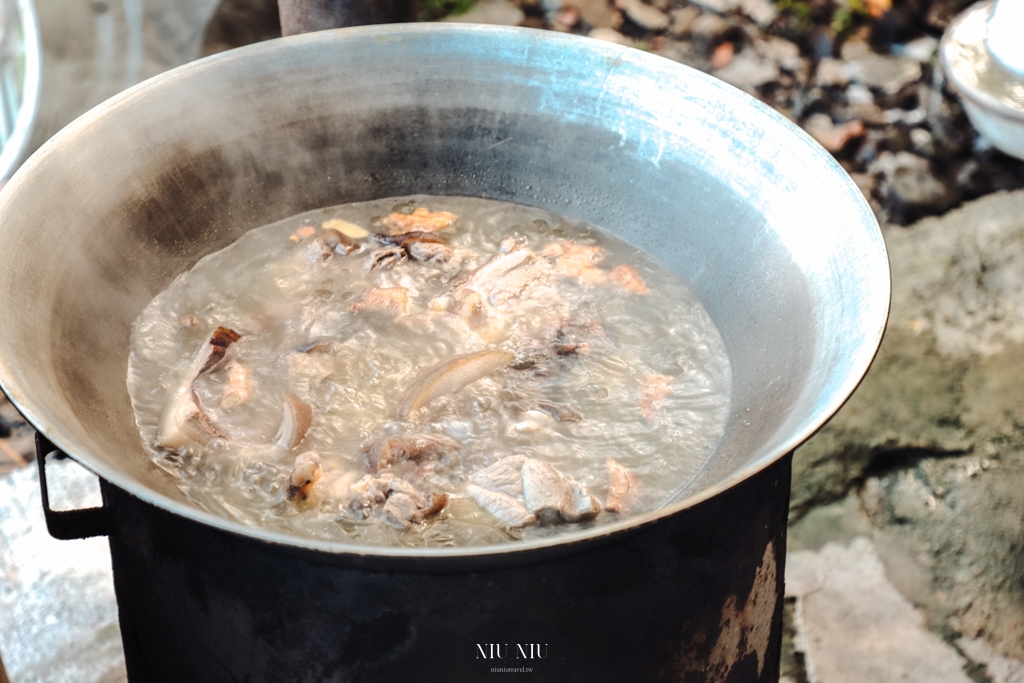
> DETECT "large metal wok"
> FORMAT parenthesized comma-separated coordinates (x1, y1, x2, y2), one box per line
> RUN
(0, 24, 889, 682)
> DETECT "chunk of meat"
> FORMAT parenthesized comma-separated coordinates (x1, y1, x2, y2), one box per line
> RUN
(348, 287, 410, 314)
(375, 231, 454, 263)
(220, 361, 252, 409)
(381, 207, 457, 233)
(604, 458, 640, 514)
(540, 240, 608, 283)
(609, 264, 648, 294)
(429, 248, 540, 322)
(535, 401, 583, 423)
(287, 451, 323, 504)
(512, 318, 600, 372)
(349, 473, 447, 529)
(366, 246, 406, 271)
(321, 218, 369, 239)
(465, 484, 536, 527)
(472, 455, 527, 497)
(384, 491, 448, 529)
(362, 433, 461, 473)
(471, 455, 599, 526)
(520, 459, 574, 525)
(639, 374, 673, 421)
(309, 227, 359, 260)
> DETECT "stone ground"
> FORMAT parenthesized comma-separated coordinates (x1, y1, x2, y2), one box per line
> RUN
(1, 0, 1023, 681)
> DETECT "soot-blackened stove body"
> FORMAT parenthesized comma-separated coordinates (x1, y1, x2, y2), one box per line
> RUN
(37, 433, 790, 683)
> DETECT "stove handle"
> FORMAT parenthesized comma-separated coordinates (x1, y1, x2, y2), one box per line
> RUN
(35, 433, 112, 540)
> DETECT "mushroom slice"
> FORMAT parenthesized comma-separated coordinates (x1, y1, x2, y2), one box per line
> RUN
(396, 349, 514, 420)
(156, 389, 223, 450)
(604, 458, 640, 514)
(286, 451, 323, 503)
(274, 391, 313, 451)
(193, 326, 241, 378)
(466, 484, 536, 528)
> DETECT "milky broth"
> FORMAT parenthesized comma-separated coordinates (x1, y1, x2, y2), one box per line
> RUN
(128, 195, 731, 547)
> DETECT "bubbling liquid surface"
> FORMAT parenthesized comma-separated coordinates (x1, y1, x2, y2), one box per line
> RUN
(128, 195, 731, 547)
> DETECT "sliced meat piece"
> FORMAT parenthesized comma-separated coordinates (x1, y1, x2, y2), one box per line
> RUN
(609, 264, 648, 294)
(520, 458, 574, 525)
(310, 227, 359, 260)
(540, 240, 608, 283)
(362, 433, 461, 473)
(472, 455, 528, 497)
(563, 477, 601, 522)
(349, 287, 410, 314)
(639, 374, 674, 421)
(383, 491, 449, 529)
(381, 207, 457, 233)
(465, 484, 536, 528)
(604, 458, 640, 514)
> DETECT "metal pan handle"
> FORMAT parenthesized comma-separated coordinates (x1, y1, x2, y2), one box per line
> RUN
(35, 433, 111, 539)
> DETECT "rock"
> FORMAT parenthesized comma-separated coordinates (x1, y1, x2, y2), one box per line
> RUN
(814, 58, 849, 88)
(888, 191, 1024, 358)
(616, 0, 669, 31)
(713, 51, 780, 91)
(687, 0, 740, 13)
(802, 113, 865, 152)
(443, 0, 524, 25)
(787, 538, 975, 683)
(892, 35, 939, 63)
(739, 0, 776, 26)
(840, 37, 873, 61)
(846, 54, 922, 94)
(668, 5, 699, 36)
(588, 27, 631, 45)
(792, 191, 1024, 672)
(689, 12, 731, 52)
(958, 638, 1024, 683)
(869, 150, 957, 222)
(755, 37, 802, 72)
(0, 461, 127, 682)
(575, 0, 618, 28)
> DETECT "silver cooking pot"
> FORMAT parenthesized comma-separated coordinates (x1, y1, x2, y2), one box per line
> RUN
(0, 24, 889, 682)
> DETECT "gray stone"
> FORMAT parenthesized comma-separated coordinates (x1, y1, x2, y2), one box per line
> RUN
(815, 58, 849, 87)
(846, 54, 923, 94)
(893, 35, 940, 63)
(689, 12, 731, 51)
(443, 0, 525, 25)
(755, 37, 802, 72)
(958, 638, 1024, 683)
(576, 0, 619, 28)
(713, 52, 780, 91)
(668, 5, 700, 36)
(0, 462, 126, 682)
(787, 538, 975, 683)
(687, 0, 740, 13)
(617, 0, 669, 31)
(869, 150, 955, 218)
(588, 27, 631, 45)
(740, 0, 776, 26)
